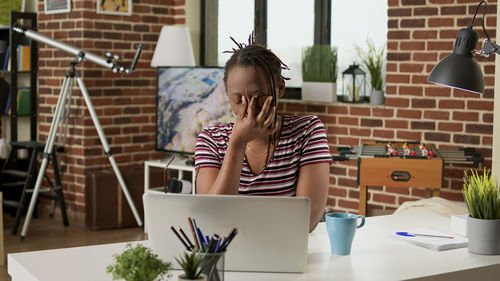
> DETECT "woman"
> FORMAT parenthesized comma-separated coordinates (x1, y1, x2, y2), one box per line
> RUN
(194, 36, 332, 231)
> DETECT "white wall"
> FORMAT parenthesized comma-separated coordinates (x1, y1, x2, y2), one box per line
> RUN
(185, 0, 200, 66)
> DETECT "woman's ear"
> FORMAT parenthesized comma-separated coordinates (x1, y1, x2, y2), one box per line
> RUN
(278, 78, 285, 98)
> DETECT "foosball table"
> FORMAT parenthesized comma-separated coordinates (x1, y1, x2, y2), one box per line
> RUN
(333, 141, 484, 216)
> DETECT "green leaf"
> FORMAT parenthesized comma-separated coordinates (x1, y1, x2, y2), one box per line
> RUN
(462, 169, 500, 220)
(302, 45, 337, 82)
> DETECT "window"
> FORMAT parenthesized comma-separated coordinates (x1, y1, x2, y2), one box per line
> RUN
(217, 0, 255, 66)
(267, 0, 314, 87)
(331, 0, 388, 93)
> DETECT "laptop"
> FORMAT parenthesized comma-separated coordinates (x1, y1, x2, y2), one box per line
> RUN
(143, 192, 310, 273)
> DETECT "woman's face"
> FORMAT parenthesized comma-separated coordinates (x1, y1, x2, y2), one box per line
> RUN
(226, 65, 282, 117)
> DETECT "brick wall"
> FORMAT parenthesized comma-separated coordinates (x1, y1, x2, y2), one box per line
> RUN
(37, 0, 186, 213)
(36, 0, 496, 216)
(280, 0, 496, 214)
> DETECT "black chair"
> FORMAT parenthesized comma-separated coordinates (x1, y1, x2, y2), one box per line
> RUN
(0, 141, 68, 235)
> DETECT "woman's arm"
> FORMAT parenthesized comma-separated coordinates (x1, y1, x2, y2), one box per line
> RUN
(296, 162, 330, 232)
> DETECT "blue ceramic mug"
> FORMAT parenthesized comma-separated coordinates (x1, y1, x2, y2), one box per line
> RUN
(325, 212, 365, 255)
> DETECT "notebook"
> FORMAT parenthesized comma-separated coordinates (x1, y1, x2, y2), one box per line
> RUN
(390, 227, 468, 251)
(143, 192, 310, 273)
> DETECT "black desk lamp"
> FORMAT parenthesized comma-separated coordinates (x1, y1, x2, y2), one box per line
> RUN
(428, 1, 496, 94)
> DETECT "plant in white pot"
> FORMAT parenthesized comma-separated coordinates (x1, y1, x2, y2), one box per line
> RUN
(355, 38, 385, 105)
(301, 45, 338, 103)
(463, 169, 500, 255)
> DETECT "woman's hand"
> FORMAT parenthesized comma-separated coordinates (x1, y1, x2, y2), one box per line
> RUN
(231, 96, 277, 145)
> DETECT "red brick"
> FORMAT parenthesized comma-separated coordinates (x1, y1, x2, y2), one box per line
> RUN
(452, 112, 478, 122)
(424, 132, 451, 142)
(428, 18, 454, 27)
(400, 19, 425, 28)
(360, 119, 383, 127)
(397, 109, 422, 119)
(338, 117, 359, 126)
(338, 178, 358, 188)
(467, 100, 494, 111)
(423, 110, 449, 120)
(454, 135, 480, 145)
(386, 74, 410, 83)
(327, 105, 348, 114)
(441, 5, 467, 15)
(373, 129, 395, 139)
(397, 130, 422, 140)
(329, 187, 347, 197)
(388, 8, 412, 17)
(386, 187, 410, 195)
(329, 126, 348, 135)
(372, 108, 394, 117)
(399, 86, 423, 96)
(427, 41, 454, 51)
(338, 199, 359, 210)
(414, 7, 438, 15)
(438, 100, 465, 109)
(412, 30, 438, 39)
(465, 124, 493, 134)
(385, 120, 408, 129)
(438, 122, 463, 132)
(411, 98, 436, 108)
(387, 53, 411, 61)
(388, 31, 411, 40)
(399, 63, 424, 72)
(424, 87, 451, 97)
(385, 97, 410, 107)
(338, 137, 360, 146)
(412, 75, 429, 84)
(372, 193, 396, 204)
(350, 107, 371, 116)
(350, 128, 371, 137)
(411, 121, 436, 130)
(483, 113, 493, 123)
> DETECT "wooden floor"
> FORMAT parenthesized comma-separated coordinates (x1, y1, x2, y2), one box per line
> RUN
(0, 212, 146, 281)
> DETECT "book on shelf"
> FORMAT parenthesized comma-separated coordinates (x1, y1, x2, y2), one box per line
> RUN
(2, 45, 9, 70)
(17, 45, 31, 71)
(17, 88, 30, 115)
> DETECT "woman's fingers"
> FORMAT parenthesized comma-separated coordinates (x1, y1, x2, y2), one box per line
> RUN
(263, 107, 277, 131)
(237, 96, 248, 119)
(247, 96, 257, 118)
(256, 96, 272, 124)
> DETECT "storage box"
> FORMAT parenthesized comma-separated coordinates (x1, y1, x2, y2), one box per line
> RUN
(85, 167, 163, 230)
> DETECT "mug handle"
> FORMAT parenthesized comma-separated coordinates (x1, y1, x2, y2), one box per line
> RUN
(357, 215, 365, 228)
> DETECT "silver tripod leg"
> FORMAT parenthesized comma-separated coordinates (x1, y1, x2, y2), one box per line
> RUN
(20, 75, 73, 239)
(75, 74, 143, 227)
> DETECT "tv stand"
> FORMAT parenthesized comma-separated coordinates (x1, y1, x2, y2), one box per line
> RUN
(144, 158, 196, 195)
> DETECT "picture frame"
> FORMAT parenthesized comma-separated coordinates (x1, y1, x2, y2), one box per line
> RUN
(97, 0, 132, 16)
(44, 0, 71, 14)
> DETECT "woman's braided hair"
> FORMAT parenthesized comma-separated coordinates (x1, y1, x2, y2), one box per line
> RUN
(223, 32, 290, 106)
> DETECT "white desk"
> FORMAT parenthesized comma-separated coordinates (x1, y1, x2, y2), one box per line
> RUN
(144, 158, 196, 194)
(8, 212, 500, 281)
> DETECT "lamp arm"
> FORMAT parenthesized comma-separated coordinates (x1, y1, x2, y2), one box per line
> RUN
(475, 39, 500, 57)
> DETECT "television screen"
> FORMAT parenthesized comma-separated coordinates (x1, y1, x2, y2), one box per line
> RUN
(156, 67, 234, 154)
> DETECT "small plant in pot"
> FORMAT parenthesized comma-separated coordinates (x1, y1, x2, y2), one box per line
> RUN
(355, 38, 385, 105)
(175, 251, 207, 280)
(301, 44, 338, 103)
(106, 243, 172, 281)
(462, 169, 500, 255)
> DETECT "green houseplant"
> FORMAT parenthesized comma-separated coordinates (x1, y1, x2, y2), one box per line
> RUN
(175, 251, 207, 280)
(355, 38, 385, 105)
(301, 45, 338, 102)
(106, 243, 172, 281)
(462, 169, 500, 254)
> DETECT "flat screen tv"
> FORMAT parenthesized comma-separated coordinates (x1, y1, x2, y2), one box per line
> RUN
(156, 67, 234, 154)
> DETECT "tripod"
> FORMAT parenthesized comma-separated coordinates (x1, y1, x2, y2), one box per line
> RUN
(20, 53, 143, 239)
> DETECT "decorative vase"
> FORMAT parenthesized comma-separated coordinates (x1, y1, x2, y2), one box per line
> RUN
(301, 82, 337, 103)
(178, 273, 207, 281)
(466, 216, 500, 255)
(370, 90, 384, 105)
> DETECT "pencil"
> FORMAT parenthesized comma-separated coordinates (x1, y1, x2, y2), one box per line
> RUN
(178, 226, 195, 250)
(187, 217, 199, 251)
(170, 226, 190, 251)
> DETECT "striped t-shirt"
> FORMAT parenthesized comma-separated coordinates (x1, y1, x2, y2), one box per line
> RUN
(194, 115, 332, 196)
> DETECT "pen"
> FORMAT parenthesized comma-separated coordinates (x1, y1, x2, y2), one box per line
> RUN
(171, 226, 191, 250)
(396, 232, 454, 239)
(214, 238, 222, 253)
(178, 226, 195, 250)
(188, 217, 200, 251)
(196, 227, 206, 252)
(220, 228, 238, 251)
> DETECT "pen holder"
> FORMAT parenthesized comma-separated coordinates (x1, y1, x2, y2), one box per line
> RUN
(200, 251, 225, 281)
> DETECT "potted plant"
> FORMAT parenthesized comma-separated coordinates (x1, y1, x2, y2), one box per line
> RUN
(175, 251, 207, 280)
(106, 243, 172, 281)
(355, 38, 385, 105)
(301, 44, 338, 103)
(462, 169, 500, 255)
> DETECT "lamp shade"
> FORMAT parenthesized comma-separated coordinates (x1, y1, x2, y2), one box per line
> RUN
(427, 26, 484, 94)
(150, 26, 195, 67)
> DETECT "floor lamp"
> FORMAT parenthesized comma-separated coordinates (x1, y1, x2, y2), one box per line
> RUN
(12, 24, 144, 240)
